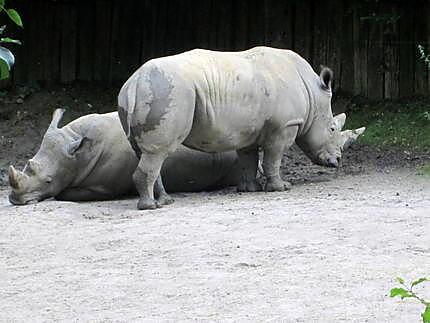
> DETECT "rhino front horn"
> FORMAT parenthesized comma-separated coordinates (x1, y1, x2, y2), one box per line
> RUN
(49, 108, 66, 130)
(8, 165, 20, 189)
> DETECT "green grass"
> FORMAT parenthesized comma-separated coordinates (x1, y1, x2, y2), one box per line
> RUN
(417, 163, 430, 176)
(344, 98, 430, 151)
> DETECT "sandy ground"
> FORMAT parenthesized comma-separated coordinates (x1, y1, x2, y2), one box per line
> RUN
(0, 169, 429, 322)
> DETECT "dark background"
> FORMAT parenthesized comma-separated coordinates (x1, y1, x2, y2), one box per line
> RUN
(5, 0, 430, 100)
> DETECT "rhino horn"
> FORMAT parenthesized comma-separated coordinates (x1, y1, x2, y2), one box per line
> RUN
(49, 108, 66, 130)
(334, 113, 346, 130)
(8, 165, 27, 190)
(341, 126, 366, 150)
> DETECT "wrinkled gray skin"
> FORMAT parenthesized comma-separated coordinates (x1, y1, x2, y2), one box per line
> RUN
(8, 111, 240, 205)
(118, 46, 366, 210)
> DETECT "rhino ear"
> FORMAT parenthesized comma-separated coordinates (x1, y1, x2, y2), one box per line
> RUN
(320, 67, 333, 90)
(66, 136, 89, 156)
(49, 108, 66, 130)
(25, 159, 40, 175)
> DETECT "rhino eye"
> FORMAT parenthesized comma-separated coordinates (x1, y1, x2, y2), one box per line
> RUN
(330, 126, 336, 132)
(45, 177, 52, 184)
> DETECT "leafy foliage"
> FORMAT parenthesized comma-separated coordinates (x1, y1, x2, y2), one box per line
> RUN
(0, 0, 22, 80)
(390, 277, 429, 323)
(418, 45, 430, 70)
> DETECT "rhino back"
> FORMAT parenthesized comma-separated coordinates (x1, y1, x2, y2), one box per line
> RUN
(142, 47, 319, 152)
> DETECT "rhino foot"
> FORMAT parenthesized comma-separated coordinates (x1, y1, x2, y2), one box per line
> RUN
(156, 194, 175, 207)
(137, 197, 158, 210)
(265, 178, 292, 192)
(237, 180, 262, 192)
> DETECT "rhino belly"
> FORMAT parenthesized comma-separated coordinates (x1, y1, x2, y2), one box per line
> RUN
(161, 146, 238, 192)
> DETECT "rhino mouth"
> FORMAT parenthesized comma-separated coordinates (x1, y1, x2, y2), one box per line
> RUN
(8, 192, 41, 205)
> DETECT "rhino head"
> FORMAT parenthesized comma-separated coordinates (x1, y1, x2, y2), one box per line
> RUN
(8, 109, 88, 205)
(296, 67, 366, 168)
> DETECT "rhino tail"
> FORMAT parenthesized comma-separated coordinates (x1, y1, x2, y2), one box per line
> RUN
(118, 79, 139, 138)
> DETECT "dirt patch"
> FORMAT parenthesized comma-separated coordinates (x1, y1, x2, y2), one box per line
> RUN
(0, 170, 429, 321)
(0, 84, 429, 321)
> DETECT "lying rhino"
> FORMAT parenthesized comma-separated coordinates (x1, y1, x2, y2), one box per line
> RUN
(118, 46, 365, 209)
(8, 110, 240, 205)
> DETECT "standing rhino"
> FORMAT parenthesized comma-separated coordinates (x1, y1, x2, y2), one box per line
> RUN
(8, 110, 240, 205)
(118, 46, 365, 210)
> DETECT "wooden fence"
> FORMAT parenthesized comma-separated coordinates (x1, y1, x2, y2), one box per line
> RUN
(7, 0, 430, 99)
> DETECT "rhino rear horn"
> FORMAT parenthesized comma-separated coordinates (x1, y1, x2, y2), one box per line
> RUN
(49, 108, 66, 130)
(8, 165, 27, 190)
(334, 113, 346, 130)
(341, 127, 366, 150)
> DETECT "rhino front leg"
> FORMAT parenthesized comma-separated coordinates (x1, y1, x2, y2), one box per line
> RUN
(263, 127, 298, 192)
(154, 175, 174, 207)
(133, 153, 167, 210)
(236, 146, 262, 192)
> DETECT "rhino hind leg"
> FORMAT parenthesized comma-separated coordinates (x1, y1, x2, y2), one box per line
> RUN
(133, 153, 168, 210)
(236, 146, 262, 192)
(154, 175, 174, 207)
(263, 127, 298, 192)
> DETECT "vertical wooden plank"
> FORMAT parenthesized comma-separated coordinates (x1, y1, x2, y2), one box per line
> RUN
(354, 2, 369, 96)
(164, 0, 179, 54)
(153, 0, 168, 58)
(264, 0, 291, 49)
(233, 0, 249, 50)
(183, 0, 196, 51)
(340, 0, 355, 94)
(93, 0, 112, 83)
(216, 0, 233, 50)
(139, 0, 151, 64)
(59, 2, 77, 84)
(208, 0, 218, 49)
(48, 2, 61, 83)
(414, 5, 428, 96)
(248, 0, 265, 48)
(110, 0, 143, 83)
(366, 2, 384, 100)
(382, 2, 400, 99)
(77, 0, 95, 81)
(194, 0, 211, 49)
(326, 0, 343, 92)
(26, 1, 43, 82)
(398, 3, 415, 97)
(294, 0, 312, 63)
(178, 0, 193, 53)
(312, 2, 329, 70)
(427, 4, 430, 94)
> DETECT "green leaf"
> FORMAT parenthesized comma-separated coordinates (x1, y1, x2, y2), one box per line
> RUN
(0, 45, 14, 69)
(390, 288, 413, 299)
(412, 278, 429, 288)
(396, 277, 405, 284)
(0, 58, 10, 80)
(422, 305, 430, 323)
(6, 9, 23, 27)
(0, 37, 21, 45)
(0, 0, 5, 8)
